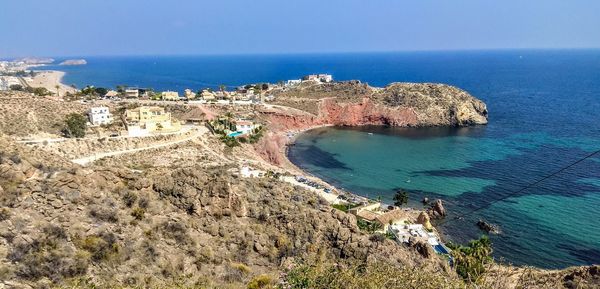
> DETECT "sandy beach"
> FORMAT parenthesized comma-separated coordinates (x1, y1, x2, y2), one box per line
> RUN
(25, 70, 77, 96)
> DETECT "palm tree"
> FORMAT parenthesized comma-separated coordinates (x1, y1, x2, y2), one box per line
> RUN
(55, 85, 60, 97)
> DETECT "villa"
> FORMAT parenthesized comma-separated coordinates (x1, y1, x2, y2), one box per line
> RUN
(302, 74, 333, 83)
(184, 89, 196, 100)
(104, 90, 118, 98)
(125, 88, 139, 98)
(124, 106, 181, 136)
(88, 106, 113, 126)
(285, 79, 301, 87)
(230, 120, 260, 137)
(161, 91, 180, 101)
(201, 89, 216, 101)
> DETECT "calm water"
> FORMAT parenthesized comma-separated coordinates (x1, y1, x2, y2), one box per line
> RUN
(41, 50, 600, 268)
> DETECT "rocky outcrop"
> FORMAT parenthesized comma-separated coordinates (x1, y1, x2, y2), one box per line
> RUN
(59, 59, 87, 66)
(427, 199, 447, 220)
(271, 81, 488, 129)
(417, 212, 433, 231)
(477, 219, 501, 234)
(0, 136, 439, 288)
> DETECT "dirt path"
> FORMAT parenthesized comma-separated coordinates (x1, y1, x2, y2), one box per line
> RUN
(71, 127, 207, 165)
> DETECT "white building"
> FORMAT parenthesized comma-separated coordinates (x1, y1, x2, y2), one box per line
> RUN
(285, 79, 301, 87)
(125, 88, 139, 98)
(88, 106, 113, 126)
(318, 74, 333, 83)
(302, 74, 333, 83)
(235, 120, 259, 135)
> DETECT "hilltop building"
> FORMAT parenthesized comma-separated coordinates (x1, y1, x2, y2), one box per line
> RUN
(124, 106, 181, 136)
(88, 106, 113, 126)
(302, 74, 333, 83)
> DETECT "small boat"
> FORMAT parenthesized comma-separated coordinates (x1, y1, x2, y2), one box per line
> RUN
(368, 132, 373, 135)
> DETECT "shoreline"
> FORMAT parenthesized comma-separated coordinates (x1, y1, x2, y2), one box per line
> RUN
(25, 68, 77, 96)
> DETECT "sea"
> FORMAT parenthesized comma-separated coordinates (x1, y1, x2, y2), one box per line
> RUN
(39, 50, 600, 269)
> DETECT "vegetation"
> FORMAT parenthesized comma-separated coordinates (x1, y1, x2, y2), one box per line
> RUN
(357, 219, 382, 233)
(9, 84, 23, 91)
(331, 203, 360, 212)
(448, 235, 494, 284)
(63, 113, 87, 138)
(247, 274, 275, 289)
(283, 259, 464, 289)
(75, 232, 121, 262)
(393, 190, 409, 207)
(220, 135, 240, 147)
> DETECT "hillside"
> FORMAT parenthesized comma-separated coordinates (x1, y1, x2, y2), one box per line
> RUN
(0, 91, 597, 289)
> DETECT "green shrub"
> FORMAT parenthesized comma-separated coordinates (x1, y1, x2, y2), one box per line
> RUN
(283, 259, 464, 289)
(8, 225, 89, 282)
(0, 207, 11, 221)
(131, 207, 145, 220)
(449, 235, 493, 284)
(64, 113, 87, 138)
(247, 274, 275, 289)
(76, 232, 121, 262)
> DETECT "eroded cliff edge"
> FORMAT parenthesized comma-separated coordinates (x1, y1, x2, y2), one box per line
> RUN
(257, 81, 488, 164)
(271, 81, 487, 127)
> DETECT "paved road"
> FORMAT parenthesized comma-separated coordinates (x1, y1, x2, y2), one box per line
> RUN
(71, 127, 206, 165)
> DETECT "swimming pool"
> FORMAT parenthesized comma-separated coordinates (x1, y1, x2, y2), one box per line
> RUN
(228, 131, 244, 137)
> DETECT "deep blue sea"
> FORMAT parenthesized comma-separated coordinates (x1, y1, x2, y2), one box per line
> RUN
(40, 50, 600, 268)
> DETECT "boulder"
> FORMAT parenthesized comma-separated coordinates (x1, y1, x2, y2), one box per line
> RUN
(416, 212, 433, 231)
(428, 199, 446, 219)
(477, 219, 501, 234)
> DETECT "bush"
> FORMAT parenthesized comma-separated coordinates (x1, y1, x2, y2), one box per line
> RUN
(89, 206, 119, 223)
(8, 225, 89, 282)
(122, 191, 138, 208)
(220, 135, 240, 147)
(0, 207, 11, 221)
(76, 232, 121, 262)
(9, 84, 23, 91)
(131, 207, 145, 220)
(64, 113, 88, 138)
(283, 259, 464, 289)
(161, 220, 192, 245)
(449, 235, 493, 283)
(247, 274, 275, 289)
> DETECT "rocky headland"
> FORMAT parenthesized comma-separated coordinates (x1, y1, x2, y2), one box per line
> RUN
(255, 81, 488, 165)
(59, 59, 87, 66)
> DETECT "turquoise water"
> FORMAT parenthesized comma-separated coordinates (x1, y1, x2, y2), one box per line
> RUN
(285, 50, 600, 269)
(36, 50, 600, 268)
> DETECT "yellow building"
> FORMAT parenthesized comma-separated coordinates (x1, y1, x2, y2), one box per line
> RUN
(161, 91, 180, 101)
(125, 106, 181, 136)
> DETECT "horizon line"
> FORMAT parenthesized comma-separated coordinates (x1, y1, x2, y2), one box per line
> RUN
(3, 47, 600, 60)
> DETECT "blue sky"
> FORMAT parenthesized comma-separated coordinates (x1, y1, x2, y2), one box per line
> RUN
(1, 0, 599, 57)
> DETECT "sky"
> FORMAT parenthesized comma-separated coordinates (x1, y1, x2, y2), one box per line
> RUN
(1, 0, 600, 58)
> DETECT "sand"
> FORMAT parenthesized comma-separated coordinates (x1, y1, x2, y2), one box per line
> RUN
(25, 70, 77, 96)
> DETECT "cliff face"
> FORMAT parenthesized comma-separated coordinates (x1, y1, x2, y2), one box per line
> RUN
(271, 81, 488, 128)
(258, 81, 488, 165)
